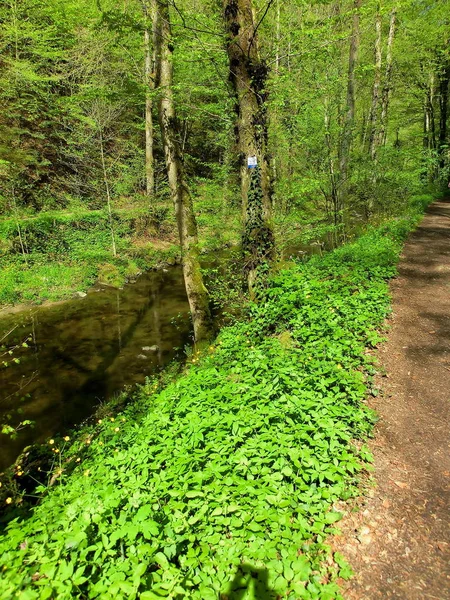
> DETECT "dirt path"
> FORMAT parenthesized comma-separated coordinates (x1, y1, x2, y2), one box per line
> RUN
(337, 198, 450, 599)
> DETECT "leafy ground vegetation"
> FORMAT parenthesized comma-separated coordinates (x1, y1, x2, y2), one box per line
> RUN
(0, 194, 434, 600)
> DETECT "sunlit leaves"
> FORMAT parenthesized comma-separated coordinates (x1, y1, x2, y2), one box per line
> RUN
(0, 211, 426, 598)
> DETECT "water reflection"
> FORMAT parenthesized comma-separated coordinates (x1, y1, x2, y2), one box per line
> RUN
(0, 267, 192, 470)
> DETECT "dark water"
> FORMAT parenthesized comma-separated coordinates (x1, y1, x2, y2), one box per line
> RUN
(0, 267, 192, 471)
(0, 240, 326, 471)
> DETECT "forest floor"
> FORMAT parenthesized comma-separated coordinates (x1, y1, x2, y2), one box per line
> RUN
(335, 197, 450, 599)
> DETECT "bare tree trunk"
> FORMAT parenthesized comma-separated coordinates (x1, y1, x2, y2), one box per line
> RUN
(438, 59, 449, 170)
(422, 75, 439, 182)
(338, 0, 361, 232)
(423, 99, 429, 150)
(223, 0, 275, 295)
(378, 8, 396, 146)
(428, 79, 437, 150)
(99, 130, 117, 257)
(143, 0, 155, 198)
(275, 0, 281, 75)
(324, 97, 339, 244)
(368, 7, 382, 160)
(154, 0, 212, 342)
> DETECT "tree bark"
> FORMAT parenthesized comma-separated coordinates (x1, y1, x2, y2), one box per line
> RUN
(143, 0, 155, 198)
(378, 8, 396, 147)
(275, 0, 281, 75)
(424, 80, 437, 151)
(154, 0, 212, 342)
(368, 7, 382, 160)
(438, 59, 449, 169)
(99, 130, 117, 257)
(337, 0, 361, 229)
(324, 98, 339, 244)
(223, 0, 275, 295)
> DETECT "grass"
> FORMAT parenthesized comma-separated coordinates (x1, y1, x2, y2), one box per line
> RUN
(0, 185, 241, 308)
(0, 193, 434, 600)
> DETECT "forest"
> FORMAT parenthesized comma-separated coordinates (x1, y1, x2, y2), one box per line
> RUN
(0, 0, 449, 598)
(0, 0, 448, 309)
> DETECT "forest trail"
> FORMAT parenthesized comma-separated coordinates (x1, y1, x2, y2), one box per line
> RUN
(338, 198, 450, 600)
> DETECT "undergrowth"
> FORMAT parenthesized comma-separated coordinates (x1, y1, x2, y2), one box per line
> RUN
(0, 187, 240, 307)
(0, 194, 434, 599)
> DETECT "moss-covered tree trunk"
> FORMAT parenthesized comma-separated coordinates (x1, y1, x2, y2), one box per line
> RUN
(154, 0, 212, 342)
(223, 0, 275, 295)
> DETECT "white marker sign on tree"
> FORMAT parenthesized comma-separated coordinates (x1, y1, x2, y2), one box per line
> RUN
(247, 155, 257, 168)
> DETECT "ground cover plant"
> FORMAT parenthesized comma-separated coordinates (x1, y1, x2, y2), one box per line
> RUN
(0, 189, 240, 307)
(0, 195, 434, 599)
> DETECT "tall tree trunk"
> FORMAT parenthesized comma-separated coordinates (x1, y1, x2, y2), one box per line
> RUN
(154, 0, 212, 342)
(368, 7, 382, 160)
(438, 59, 449, 170)
(324, 97, 339, 245)
(223, 0, 275, 295)
(338, 0, 361, 230)
(99, 130, 117, 258)
(143, 0, 155, 198)
(426, 80, 437, 150)
(275, 0, 281, 75)
(423, 76, 438, 182)
(378, 8, 396, 147)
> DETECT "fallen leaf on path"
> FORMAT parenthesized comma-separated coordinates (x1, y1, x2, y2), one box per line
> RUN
(394, 481, 409, 489)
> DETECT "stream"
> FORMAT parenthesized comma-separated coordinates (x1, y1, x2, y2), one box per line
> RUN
(0, 267, 192, 471)
(0, 241, 325, 471)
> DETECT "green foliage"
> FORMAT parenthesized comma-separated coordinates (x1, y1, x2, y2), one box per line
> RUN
(0, 207, 181, 305)
(0, 200, 430, 599)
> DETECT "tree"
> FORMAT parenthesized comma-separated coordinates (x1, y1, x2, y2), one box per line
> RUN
(338, 0, 362, 229)
(377, 7, 397, 149)
(154, 0, 213, 342)
(367, 6, 382, 161)
(437, 45, 449, 171)
(223, 0, 275, 295)
(142, 0, 156, 198)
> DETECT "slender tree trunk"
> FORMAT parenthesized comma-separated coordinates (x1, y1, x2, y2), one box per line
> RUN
(438, 60, 449, 170)
(338, 0, 361, 231)
(154, 0, 212, 342)
(143, 0, 155, 198)
(422, 76, 438, 182)
(223, 0, 275, 295)
(428, 80, 437, 150)
(11, 186, 27, 261)
(275, 0, 281, 75)
(378, 8, 396, 147)
(422, 74, 437, 152)
(368, 7, 382, 160)
(99, 130, 117, 257)
(324, 103, 339, 244)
